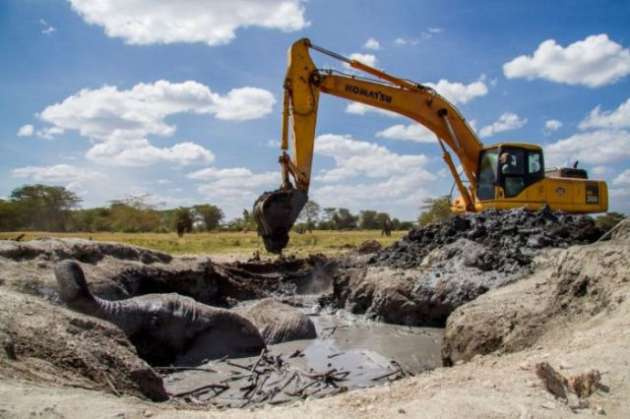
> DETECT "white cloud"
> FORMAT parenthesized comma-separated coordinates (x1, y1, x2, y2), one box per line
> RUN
(11, 164, 105, 193)
(363, 38, 381, 50)
(590, 166, 612, 177)
(479, 112, 527, 138)
(345, 53, 378, 69)
(312, 173, 432, 212)
(503, 34, 630, 88)
(544, 119, 563, 133)
(545, 129, 630, 167)
(86, 139, 214, 167)
(17, 124, 34, 137)
(579, 98, 630, 130)
(36, 126, 65, 140)
(39, 81, 274, 138)
(427, 27, 443, 34)
(188, 167, 280, 216)
(426, 78, 488, 105)
(345, 102, 400, 118)
(309, 133, 436, 216)
(33, 80, 273, 166)
(376, 124, 436, 143)
(613, 169, 630, 187)
(68, 0, 308, 46)
(12, 164, 101, 183)
(313, 133, 433, 183)
(394, 37, 419, 46)
(39, 19, 56, 35)
(212, 87, 277, 120)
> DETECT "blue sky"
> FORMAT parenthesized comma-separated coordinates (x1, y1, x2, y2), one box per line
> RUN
(1, 0, 630, 220)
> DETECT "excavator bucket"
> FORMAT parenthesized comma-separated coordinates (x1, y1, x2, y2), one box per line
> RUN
(253, 188, 308, 254)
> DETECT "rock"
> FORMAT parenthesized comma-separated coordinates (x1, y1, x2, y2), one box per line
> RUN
(236, 299, 316, 344)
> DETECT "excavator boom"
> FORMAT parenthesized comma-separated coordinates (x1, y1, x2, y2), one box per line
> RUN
(255, 38, 482, 253)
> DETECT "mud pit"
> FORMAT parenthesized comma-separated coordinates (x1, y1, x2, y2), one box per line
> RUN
(0, 212, 614, 413)
(0, 238, 442, 409)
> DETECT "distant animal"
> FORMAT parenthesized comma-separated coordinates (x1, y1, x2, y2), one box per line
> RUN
(54, 260, 265, 366)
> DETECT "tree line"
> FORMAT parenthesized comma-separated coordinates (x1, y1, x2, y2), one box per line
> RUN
(0, 185, 224, 233)
(1, 185, 623, 233)
(0, 184, 414, 233)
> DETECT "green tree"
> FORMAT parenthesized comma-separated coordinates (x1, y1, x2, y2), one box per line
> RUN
(194, 204, 224, 230)
(332, 208, 358, 230)
(10, 184, 81, 231)
(418, 196, 452, 226)
(298, 200, 320, 232)
(359, 210, 379, 229)
(68, 207, 112, 232)
(109, 195, 161, 232)
(317, 207, 337, 230)
(0, 199, 21, 231)
(174, 207, 193, 237)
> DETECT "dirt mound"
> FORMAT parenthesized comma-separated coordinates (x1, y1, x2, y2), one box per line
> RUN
(329, 208, 605, 327)
(371, 207, 603, 272)
(357, 240, 382, 254)
(0, 288, 167, 401)
(0, 238, 172, 264)
(442, 237, 630, 365)
(0, 239, 329, 306)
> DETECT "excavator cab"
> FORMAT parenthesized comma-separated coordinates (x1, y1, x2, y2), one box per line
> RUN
(475, 144, 544, 202)
(471, 143, 607, 213)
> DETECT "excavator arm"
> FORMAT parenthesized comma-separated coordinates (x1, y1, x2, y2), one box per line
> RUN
(255, 38, 483, 253)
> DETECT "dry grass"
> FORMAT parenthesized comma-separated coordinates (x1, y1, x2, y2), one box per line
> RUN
(0, 230, 405, 256)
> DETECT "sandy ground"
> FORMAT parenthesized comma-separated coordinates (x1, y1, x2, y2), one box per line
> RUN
(1, 232, 629, 418)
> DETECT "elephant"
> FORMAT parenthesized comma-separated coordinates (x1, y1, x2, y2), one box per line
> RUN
(54, 260, 265, 366)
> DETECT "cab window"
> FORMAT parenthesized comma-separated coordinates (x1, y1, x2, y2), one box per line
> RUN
(528, 152, 542, 175)
(476, 149, 498, 200)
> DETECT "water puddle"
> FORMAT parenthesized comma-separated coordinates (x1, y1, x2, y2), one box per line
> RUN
(163, 301, 442, 408)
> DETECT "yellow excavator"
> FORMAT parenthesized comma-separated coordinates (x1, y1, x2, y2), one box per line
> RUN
(254, 38, 608, 253)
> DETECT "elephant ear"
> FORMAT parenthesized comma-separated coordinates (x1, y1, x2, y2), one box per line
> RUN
(55, 260, 95, 306)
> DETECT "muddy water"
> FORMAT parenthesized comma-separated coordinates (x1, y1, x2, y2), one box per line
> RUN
(163, 300, 442, 407)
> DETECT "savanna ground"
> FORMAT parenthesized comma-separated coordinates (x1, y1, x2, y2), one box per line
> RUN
(0, 230, 405, 257)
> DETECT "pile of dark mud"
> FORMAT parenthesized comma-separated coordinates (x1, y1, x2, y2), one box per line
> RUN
(329, 208, 607, 327)
(370, 207, 603, 273)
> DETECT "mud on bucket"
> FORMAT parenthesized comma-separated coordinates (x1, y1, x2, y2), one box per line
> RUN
(254, 188, 308, 254)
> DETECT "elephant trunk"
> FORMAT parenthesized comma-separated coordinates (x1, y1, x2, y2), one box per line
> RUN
(54, 260, 138, 333)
